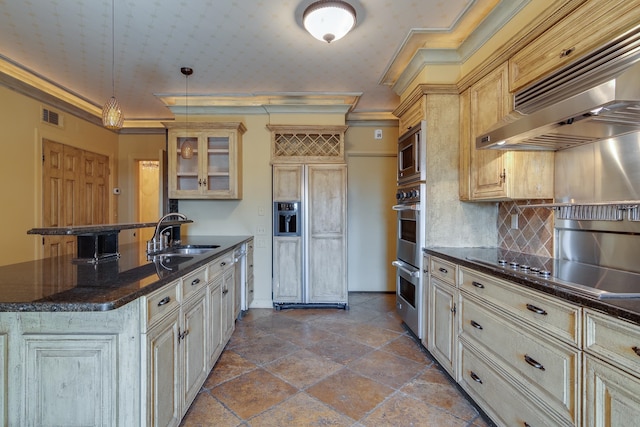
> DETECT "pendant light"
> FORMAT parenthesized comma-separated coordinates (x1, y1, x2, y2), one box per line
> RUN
(102, 0, 124, 129)
(303, 1, 357, 43)
(179, 67, 194, 160)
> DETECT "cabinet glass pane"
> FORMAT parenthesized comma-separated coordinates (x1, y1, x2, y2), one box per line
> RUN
(176, 137, 199, 191)
(207, 136, 230, 191)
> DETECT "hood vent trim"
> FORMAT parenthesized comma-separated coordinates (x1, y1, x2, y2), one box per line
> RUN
(478, 25, 640, 151)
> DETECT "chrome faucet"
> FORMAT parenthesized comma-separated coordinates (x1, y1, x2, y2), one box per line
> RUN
(147, 213, 187, 253)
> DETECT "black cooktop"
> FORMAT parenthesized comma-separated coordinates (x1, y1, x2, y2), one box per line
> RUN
(464, 249, 640, 299)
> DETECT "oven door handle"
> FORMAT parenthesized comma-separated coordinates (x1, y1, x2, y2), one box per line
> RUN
(392, 204, 419, 211)
(392, 261, 420, 277)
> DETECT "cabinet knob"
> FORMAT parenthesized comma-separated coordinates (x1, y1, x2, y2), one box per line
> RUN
(191, 278, 200, 286)
(439, 267, 448, 274)
(559, 47, 575, 58)
(157, 296, 171, 306)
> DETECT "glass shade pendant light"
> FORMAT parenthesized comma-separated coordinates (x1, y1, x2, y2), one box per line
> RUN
(179, 67, 194, 160)
(303, 0, 356, 43)
(102, 0, 124, 129)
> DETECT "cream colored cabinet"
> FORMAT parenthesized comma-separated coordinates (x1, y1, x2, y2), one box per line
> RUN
(166, 122, 246, 200)
(397, 95, 425, 135)
(0, 334, 5, 425)
(145, 306, 181, 427)
(459, 63, 554, 201)
(180, 287, 208, 412)
(221, 266, 236, 342)
(583, 308, 640, 426)
(207, 275, 224, 366)
(510, 0, 640, 92)
(429, 277, 458, 378)
(272, 164, 347, 306)
(458, 266, 581, 426)
(246, 240, 255, 309)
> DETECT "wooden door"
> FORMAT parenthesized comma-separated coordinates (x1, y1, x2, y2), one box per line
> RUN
(429, 278, 457, 377)
(181, 290, 208, 411)
(42, 140, 109, 258)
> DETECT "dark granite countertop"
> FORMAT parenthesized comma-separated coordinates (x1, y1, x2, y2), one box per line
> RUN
(0, 235, 252, 312)
(424, 247, 640, 325)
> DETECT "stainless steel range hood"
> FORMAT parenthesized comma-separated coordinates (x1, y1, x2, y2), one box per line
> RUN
(477, 26, 640, 151)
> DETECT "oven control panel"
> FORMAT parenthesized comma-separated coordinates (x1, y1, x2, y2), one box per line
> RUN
(396, 184, 421, 204)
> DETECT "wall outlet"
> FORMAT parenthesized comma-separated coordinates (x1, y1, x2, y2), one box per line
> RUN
(256, 238, 267, 248)
(511, 214, 519, 230)
(258, 206, 265, 216)
(256, 226, 266, 235)
(374, 129, 383, 140)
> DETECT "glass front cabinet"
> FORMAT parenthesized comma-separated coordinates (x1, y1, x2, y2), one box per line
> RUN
(165, 122, 246, 199)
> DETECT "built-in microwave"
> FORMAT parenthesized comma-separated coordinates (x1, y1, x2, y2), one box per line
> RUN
(397, 121, 426, 184)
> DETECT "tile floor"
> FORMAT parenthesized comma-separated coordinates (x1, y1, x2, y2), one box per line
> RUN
(180, 292, 492, 427)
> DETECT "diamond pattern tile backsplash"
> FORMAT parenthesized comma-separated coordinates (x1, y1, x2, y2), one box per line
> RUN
(498, 200, 554, 257)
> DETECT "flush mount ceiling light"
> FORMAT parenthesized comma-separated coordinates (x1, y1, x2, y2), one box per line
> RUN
(303, 0, 356, 43)
(102, 0, 124, 129)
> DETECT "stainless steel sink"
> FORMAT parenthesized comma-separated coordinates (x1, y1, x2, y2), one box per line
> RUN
(163, 245, 220, 256)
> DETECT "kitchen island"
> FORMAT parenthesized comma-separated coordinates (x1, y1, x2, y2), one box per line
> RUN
(424, 247, 640, 427)
(0, 235, 252, 426)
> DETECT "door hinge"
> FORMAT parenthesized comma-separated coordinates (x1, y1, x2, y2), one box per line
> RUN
(500, 169, 506, 183)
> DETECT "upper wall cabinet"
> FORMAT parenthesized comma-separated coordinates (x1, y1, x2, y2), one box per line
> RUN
(460, 63, 554, 201)
(165, 122, 246, 200)
(509, 0, 640, 92)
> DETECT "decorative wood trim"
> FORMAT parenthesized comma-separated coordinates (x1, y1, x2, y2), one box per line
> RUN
(162, 121, 246, 134)
(267, 125, 348, 164)
(393, 84, 458, 118)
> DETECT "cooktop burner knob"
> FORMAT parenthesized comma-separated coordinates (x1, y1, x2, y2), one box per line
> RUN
(539, 270, 551, 277)
(530, 267, 540, 274)
(498, 259, 507, 265)
(520, 265, 530, 271)
(509, 261, 519, 268)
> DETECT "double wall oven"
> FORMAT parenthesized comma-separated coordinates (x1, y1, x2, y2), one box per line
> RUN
(393, 121, 426, 338)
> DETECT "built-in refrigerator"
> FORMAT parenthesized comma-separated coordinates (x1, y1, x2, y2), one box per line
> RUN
(272, 163, 348, 309)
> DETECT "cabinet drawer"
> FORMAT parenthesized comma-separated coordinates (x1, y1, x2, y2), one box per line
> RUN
(461, 295, 580, 423)
(459, 342, 570, 427)
(144, 281, 180, 329)
(584, 309, 640, 377)
(430, 257, 457, 286)
(208, 253, 234, 278)
(460, 267, 580, 346)
(181, 266, 207, 301)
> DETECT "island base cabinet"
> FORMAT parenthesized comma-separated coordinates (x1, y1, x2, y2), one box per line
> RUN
(584, 354, 640, 427)
(145, 309, 181, 427)
(459, 341, 570, 427)
(181, 290, 208, 415)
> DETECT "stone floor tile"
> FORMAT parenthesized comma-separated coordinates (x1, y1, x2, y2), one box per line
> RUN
(400, 367, 479, 421)
(360, 393, 468, 427)
(348, 349, 425, 389)
(178, 391, 241, 427)
(265, 348, 344, 389)
(210, 368, 297, 420)
(249, 392, 354, 426)
(203, 350, 256, 388)
(306, 368, 394, 420)
(381, 334, 434, 364)
(306, 335, 374, 364)
(338, 322, 403, 348)
(230, 334, 300, 365)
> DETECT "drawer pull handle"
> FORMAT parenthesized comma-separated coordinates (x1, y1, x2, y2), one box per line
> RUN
(470, 371, 483, 384)
(472, 281, 484, 289)
(560, 47, 575, 57)
(220, 262, 227, 267)
(470, 320, 483, 330)
(526, 303, 547, 315)
(524, 354, 545, 371)
(222, 288, 229, 295)
(524, 423, 531, 427)
(191, 278, 201, 286)
(439, 267, 448, 274)
(632, 346, 640, 357)
(157, 296, 171, 306)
